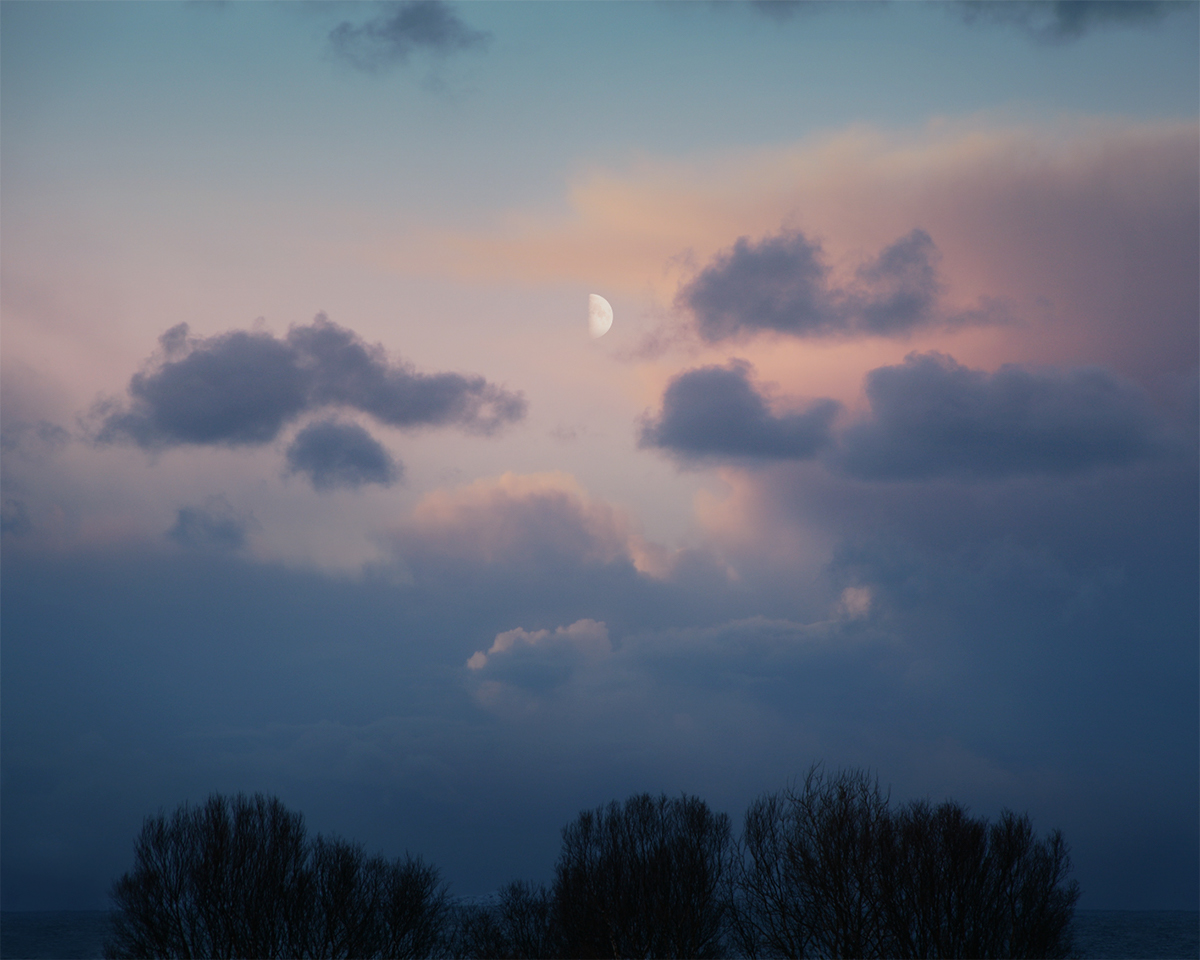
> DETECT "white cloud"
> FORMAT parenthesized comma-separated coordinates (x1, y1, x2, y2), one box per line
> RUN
(467, 618, 610, 671)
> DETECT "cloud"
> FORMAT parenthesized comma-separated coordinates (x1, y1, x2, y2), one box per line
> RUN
(956, 1, 1175, 43)
(642, 352, 1169, 479)
(640, 361, 840, 461)
(1, 499, 32, 537)
(466, 619, 611, 692)
(96, 315, 525, 450)
(398, 472, 673, 579)
(0, 420, 71, 456)
(286, 318, 524, 434)
(99, 328, 307, 447)
(284, 418, 400, 491)
(677, 228, 945, 341)
(854, 229, 942, 335)
(423, 120, 1196, 385)
(167, 495, 252, 551)
(329, 1, 490, 73)
(840, 353, 1167, 480)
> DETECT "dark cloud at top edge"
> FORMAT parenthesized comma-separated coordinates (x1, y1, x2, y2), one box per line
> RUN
(328, 0, 491, 73)
(740, 1, 1176, 41)
(677, 228, 946, 343)
(954, 1, 1176, 43)
(639, 360, 840, 462)
(95, 315, 525, 450)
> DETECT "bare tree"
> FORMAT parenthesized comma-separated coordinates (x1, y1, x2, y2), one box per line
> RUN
(730, 767, 891, 959)
(731, 767, 1079, 959)
(454, 881, 559, 959)
(105, 793, 448, 959)
(554, 792, 733, 959)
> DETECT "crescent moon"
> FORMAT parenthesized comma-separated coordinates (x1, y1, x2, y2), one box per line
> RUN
(588, 294, 613, 338)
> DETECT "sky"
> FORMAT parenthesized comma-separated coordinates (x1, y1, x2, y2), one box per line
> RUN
(1, 0, 1197, 913)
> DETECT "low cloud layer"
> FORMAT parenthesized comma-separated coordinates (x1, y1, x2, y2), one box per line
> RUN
(639, 361, 839, 462)
(285, 419, 400, 491)
(644, 353, 1167, 479)
(678, 228, 944, 341)
(96, 315, 525, 450)
(329, 1, 490, 73)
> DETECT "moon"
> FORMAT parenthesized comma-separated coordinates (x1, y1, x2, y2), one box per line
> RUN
(588, 294, 613, 338)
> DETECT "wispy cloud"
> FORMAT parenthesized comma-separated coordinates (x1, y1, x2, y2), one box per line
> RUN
(955, 1, 1175, 44)
(168, 495, 254, 551)
(328, 1, 490, 73)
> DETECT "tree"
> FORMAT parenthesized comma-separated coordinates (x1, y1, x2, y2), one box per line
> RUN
(454, 881, 560, 959)
(730, 767, 892, 959)
(730, 767, 1080, 959)
(553, 792, 733, 959)
(105, 793, 448, 959)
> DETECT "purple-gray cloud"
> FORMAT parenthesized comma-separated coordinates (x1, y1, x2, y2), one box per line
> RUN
(639, 361, 839, 461)
(643, 353, 1167, 478)
(285, 418, 400, 491)
(96, 315, 525, 450)
(840, 353, 1167, 480)
(678, 228, 944, 341)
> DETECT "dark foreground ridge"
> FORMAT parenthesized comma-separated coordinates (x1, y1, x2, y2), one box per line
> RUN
(103, 766, 1079, 959)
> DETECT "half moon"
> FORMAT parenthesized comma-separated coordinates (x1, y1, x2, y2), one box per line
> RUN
(588, 294, 613, 338)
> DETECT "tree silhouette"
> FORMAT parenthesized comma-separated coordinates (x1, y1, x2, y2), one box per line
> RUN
(454, 881, 560, 959)
(730, 767, 1079, 959)
(553, 792, 733, 959)
(105, 793, 448, 959)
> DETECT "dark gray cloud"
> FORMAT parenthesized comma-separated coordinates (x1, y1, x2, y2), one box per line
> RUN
(678, 228, 943, 341)
(285, 419, 400, 491)
(643, 352, 1168, 478)
(854, 229, 942, 334)
(956, 1, 1174, 43)
(96, 315, 525, 450)
(639, 361, 840, 461)
(329, 1, 490, 72)
(287, 318, 524, 434)
(168, 496, 251, 551)
(99, 329, 307, 447)
(840, 352, 1166, 480)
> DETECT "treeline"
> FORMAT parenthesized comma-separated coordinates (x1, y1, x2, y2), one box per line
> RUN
(106, 767, 1079, 959)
